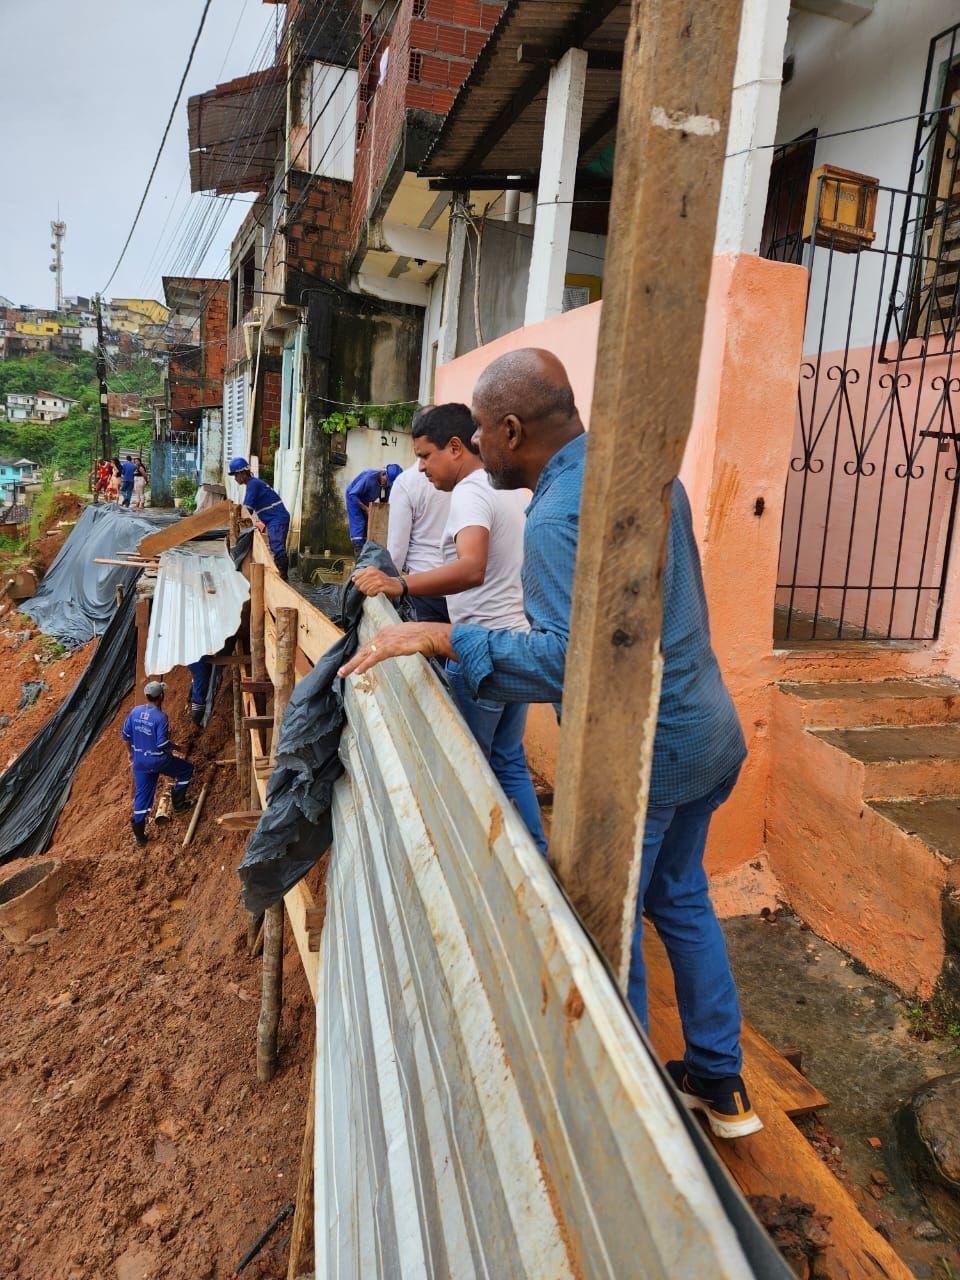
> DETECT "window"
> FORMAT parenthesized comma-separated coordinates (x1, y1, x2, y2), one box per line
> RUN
(760, 132, 817, 265)
(910, 61, 960, 341)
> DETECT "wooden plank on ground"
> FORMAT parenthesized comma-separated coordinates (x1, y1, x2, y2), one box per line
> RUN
(137, 500, 233, 558)
(643, 933, 909, 1278)
(643, 932, 827, 1118)
(714, 1101, 911, 1279)
(550, 0, 745, 986)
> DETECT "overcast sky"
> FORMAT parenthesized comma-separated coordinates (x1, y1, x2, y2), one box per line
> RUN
(0, 0, 275, 308)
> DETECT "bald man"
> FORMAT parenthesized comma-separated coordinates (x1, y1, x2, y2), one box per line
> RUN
(339, 348, 759, 1140)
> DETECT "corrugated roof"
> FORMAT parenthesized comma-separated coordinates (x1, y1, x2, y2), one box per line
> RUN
(313, 595, 757, 1277)
(145, 540, 249, 676)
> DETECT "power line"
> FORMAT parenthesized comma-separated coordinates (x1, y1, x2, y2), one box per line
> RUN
(101, 0, 217, 295)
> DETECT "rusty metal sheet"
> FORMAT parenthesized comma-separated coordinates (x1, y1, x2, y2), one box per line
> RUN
(145, 540, 249, 675)
(313, 596, 760, 1278)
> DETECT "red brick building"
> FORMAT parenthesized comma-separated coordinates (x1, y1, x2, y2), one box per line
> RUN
(162, 277, 229, 433)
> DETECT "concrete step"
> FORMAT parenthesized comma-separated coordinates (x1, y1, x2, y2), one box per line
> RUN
(810, 724, 960, 799)
(768, 685, 955, 996)
(869, 797, 960, 865)
(780, 677, 960, 729)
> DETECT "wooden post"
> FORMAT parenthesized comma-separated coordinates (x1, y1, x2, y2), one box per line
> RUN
(256, 605, 296, 1084)
(229, 502, 240, 548)
(257, 904, 284, 1083)
(250, 562, 267, 683)
(550, 0, 744, 986)
(134, 596, 150, 690)
(271, 607, 298, 766)
(286, 1056, 316, 1280)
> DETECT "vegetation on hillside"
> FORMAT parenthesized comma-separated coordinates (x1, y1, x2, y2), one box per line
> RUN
(0, 350, 162, 480)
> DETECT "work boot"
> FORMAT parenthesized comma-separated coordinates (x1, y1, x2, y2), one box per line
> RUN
(131, 818, 148, 847)
(171, 790, 194, 814)
(665, 1060, 763, 1139)
(190, 705, 204, 727)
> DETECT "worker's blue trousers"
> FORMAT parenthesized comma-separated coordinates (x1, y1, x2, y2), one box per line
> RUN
(188, 659, 212, 711)
(132, 757, 193, 820)
(263, 515, 290, 579)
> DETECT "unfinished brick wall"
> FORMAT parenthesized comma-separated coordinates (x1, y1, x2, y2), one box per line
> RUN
(286, 171, 352, 284)
(168, 281, 229, 430)
(351, 0, 504, 247)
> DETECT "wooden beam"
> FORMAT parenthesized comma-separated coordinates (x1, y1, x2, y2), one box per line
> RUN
(270, 608, 297, 767)
(286, 1057, 316, 1280)
(217, 810, 262, 831)
(136, 500, 233, 558)
(135, 597, 150, 688)
(550, 0, 745, 985)
(455, 0, 622, 174)
(250, 561, 267, 683)
(243, 715, 274, 729)
(240, 679, 274, 694)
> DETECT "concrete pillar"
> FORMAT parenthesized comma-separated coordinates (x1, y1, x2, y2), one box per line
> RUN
(437, 198, 468, 366)
(524, 47, 587, 325)
(714, 0, 791, 256)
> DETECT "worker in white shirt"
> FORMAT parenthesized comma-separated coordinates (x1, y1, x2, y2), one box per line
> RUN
(386, 420, 452, 623)
(352, 402, 547, 854)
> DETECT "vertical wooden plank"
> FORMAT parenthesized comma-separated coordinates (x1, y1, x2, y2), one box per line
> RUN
(135, 597, 150, 687)
(286, 1056, 316, 1280)
(270, 607, 298, 767)
(550, 0, 745, 985)
(229, 501, 240, 548)
(250, 562, 267, 684)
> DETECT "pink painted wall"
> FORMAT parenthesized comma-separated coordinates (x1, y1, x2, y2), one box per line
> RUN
(434, 253, 960, 893)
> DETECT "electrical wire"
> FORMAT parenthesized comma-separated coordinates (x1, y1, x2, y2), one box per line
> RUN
(101, 0, 217, 295)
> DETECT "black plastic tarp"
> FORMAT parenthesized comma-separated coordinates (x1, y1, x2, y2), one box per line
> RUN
(0, 588, 138, 864)
(238, 544, 409, 915)
(21, 503, 178, 647)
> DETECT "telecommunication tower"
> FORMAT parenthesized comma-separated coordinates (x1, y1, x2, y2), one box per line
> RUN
(49, 216, 66, 310)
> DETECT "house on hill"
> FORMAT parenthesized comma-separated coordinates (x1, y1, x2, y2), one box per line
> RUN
(33, 391, 76, 423)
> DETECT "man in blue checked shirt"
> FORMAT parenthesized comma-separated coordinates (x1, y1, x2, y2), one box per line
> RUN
(121, 680, 194, 847)
(339, 347, 761, 1141)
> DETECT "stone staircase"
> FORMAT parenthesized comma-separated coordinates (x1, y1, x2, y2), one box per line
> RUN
(767, 677, 960, 1003)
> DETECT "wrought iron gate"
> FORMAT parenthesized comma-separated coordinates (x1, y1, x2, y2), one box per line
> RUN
(774, 23, 960, 642)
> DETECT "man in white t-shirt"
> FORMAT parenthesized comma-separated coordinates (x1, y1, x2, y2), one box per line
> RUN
(386, 438, 451, 624)
(352, 402, 547, 854)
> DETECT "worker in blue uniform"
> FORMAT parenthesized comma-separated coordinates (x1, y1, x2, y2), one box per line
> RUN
(121, 680, 194, 846)
(228, 457, 291, 579)
(345, 463, 402, 554)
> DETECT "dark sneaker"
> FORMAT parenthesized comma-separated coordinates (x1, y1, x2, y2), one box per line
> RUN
(190, 705, 204, 727)
(131, 818, 148, 847)
(172, 791, 194, 814)
(666, 1060, 763, 1139)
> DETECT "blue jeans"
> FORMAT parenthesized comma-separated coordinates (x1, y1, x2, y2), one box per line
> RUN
(627, 767, 743, 1079)
(446, 661, 548, 855)
(119, 480, 134, 507)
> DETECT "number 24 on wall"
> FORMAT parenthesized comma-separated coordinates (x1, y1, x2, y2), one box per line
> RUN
(380, 434, 399, 446)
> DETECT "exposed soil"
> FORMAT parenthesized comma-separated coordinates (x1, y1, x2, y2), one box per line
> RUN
(0, 670, 313, 1280)
(31, 493, 86, 574)
(0, 620, 94, 766)
(726, 911, 960, 1279)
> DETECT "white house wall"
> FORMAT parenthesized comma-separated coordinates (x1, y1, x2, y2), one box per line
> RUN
(776, 0, 959, 351)
(332, 428, 415, 509)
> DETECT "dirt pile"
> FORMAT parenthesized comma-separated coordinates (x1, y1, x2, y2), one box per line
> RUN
(0, 620, 94, 766)
(31, 492, 86, 574)
(0, 671, 314, 1279)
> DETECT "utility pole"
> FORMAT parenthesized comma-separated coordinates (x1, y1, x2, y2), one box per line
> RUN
(95, 295, 112, 462)
(49, 215, 66, 311)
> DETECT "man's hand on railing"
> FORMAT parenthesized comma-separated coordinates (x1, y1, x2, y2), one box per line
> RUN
(351, 567, 403, 601)
(338, 622, 456, 679)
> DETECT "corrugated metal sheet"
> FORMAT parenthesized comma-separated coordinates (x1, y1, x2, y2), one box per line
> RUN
(145, 540, 249, 676)
(314, 596, 755, 1278)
